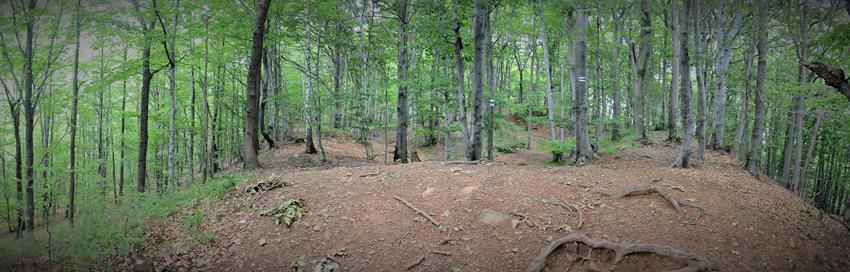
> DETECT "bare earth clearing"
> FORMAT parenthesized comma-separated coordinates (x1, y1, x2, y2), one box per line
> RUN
(109, 134, 850, 272)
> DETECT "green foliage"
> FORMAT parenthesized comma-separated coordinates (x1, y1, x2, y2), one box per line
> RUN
(0, 174, 242, 269)
(540, 138, 575, 158)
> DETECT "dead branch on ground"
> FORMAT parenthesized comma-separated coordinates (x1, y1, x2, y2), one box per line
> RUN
(393, 196, 442, 228)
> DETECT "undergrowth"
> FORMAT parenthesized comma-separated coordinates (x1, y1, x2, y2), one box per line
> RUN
(0, 173, 242, 270)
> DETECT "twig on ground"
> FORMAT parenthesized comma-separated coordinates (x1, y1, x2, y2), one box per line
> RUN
(443, 161, 480, 165)
(431, 250, 452, 256)
(393, 196, 442, 228)
(553, 197, 584, 229)
(359, 167, 380, 177)
(406, 256, 425, 270)
(527, 233, 716, 272)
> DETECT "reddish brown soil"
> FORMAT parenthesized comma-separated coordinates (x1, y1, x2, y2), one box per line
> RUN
(114, 134, 850, 272)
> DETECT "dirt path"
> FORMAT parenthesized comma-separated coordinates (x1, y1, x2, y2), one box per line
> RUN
(118, 135, 850, 272)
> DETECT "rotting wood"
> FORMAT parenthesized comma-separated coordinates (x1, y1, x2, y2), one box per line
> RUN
(393, 196, 442, 228)
(527, 233, 716, 272)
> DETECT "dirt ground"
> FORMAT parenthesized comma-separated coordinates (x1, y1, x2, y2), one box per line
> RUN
(110, 131, 850, 272)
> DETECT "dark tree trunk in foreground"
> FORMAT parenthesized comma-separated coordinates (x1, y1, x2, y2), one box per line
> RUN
(673, 0, 693, 168)
(23, 0, 36, 232)
(468, 0, 486, 161)
(243, 0, 271, 170)
(746, 3, 768, 177)
(131, 0, 157, 192)
(394, 0, 411, 163)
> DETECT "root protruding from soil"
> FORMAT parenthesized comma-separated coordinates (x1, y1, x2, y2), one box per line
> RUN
(527, 234, 716, 272)
(600, 184, 705, 213)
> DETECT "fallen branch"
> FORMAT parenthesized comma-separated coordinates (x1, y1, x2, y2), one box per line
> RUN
(393, 196, 442, 228)
(431, 250, 452, 256)
(801, 60, 850, 102)
(443, 160, 480, 165)
(553, 197, 584, 229)
(406, 256, 425, 270)
(359, 170, 380, 178)
(527, 234, 716, 272)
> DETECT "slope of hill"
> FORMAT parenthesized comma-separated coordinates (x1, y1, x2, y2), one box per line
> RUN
(100, 134, 850, 272)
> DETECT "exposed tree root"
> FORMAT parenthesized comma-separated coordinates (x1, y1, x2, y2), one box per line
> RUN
(527, 234, 716, 272)
(393, 196, 442, 228)
(359, 168, 380, 178)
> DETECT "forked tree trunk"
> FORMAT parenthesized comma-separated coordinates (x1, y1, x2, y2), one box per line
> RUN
(632, 0, 652, 144)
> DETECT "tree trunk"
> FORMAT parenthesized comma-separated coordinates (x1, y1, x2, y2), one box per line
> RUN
(68, 0, 82, 225)
(539, 4, 559, 161)
(394, 0, 411, 163)
(610, 11, 622, 141)
(468, 0, 486, 161)
(709, 8, 743, 150)
(746, 3, 768, 177)
(693, 1, 706, 159)
(790, 97, 806, 196)
(632, 0, 652, 144)
(136, 14, 156, 192)
(797, 111, 823, 197)
(303, 11, 318, 155)
(731, 50, 754, 160)
(452, 0, 468, 152)
(23, 0, 36, 232)
(673, 0, 693, 168)
(486, 8, 496, 161)
(242, 0, 271, 169)
(667, 0, 680, 142)
(200, 15, 211, 183)
(570, 6, 596, 165)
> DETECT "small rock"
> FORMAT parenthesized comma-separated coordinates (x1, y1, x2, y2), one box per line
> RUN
(788, 240, 797, 248)
(732, 222, 738, 227)
(422, 187, 436, 197)
(238, 219, 247, 224)
(511, 247, 519, 253)
(258, 238, 267, 246)
(476, 209, 509, 225)
(312, 225, 322, 231)
(461, 186, 479, 195)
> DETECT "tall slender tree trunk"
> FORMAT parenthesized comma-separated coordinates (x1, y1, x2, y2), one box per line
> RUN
(693, 1, 707, 159)
(673, 0, 693, 168)
(538, 4, 559, 161)
(119, 48, 127, 195)
(731, 50, 754, 159)
(797, 111, 823, 197)
(201, 15, 211, 182)
(242, 0, 271, 169)
(68, 0, 82, 225)
(667, 0, 680, 142)
(166, 0, 181, 191)
(790, 97, 806, 196)
(303, 9, 318, 155)
(746, 2, 768, 177)
(610, 11, 622, 141)
(135, 14, 156, 192)
(22, 0, 36, 232)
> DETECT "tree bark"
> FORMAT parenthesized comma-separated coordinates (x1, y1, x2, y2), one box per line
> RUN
(731, 50, 754, 159)
(632, 0, 652, 144)
(802, 60, 850, 102)
(673, 0, 693, 168)
(23, 0, 36, 232)
(610, 11, 622, 141)
(452, 0, 468, 152)
(539, 3, 559, 161)
(790, 97, 806, 196)
(709, 6, 743, 150)
(797, 111, 823, 197)
(667, 0, 680, 142)
(68, 0, 82, 225)
(746, 3, 768, 177)
(468, 0, 486, 161)
(394, 0, 411, 163)
(694, 0, 707, 159)
(570, 6, 596, 165)
(242, 0, 271, 170)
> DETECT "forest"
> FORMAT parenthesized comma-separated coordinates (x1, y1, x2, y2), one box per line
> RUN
(2, 0, 850, 271)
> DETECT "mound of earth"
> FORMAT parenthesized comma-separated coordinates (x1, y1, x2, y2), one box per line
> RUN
(110, 136, 850, 272)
